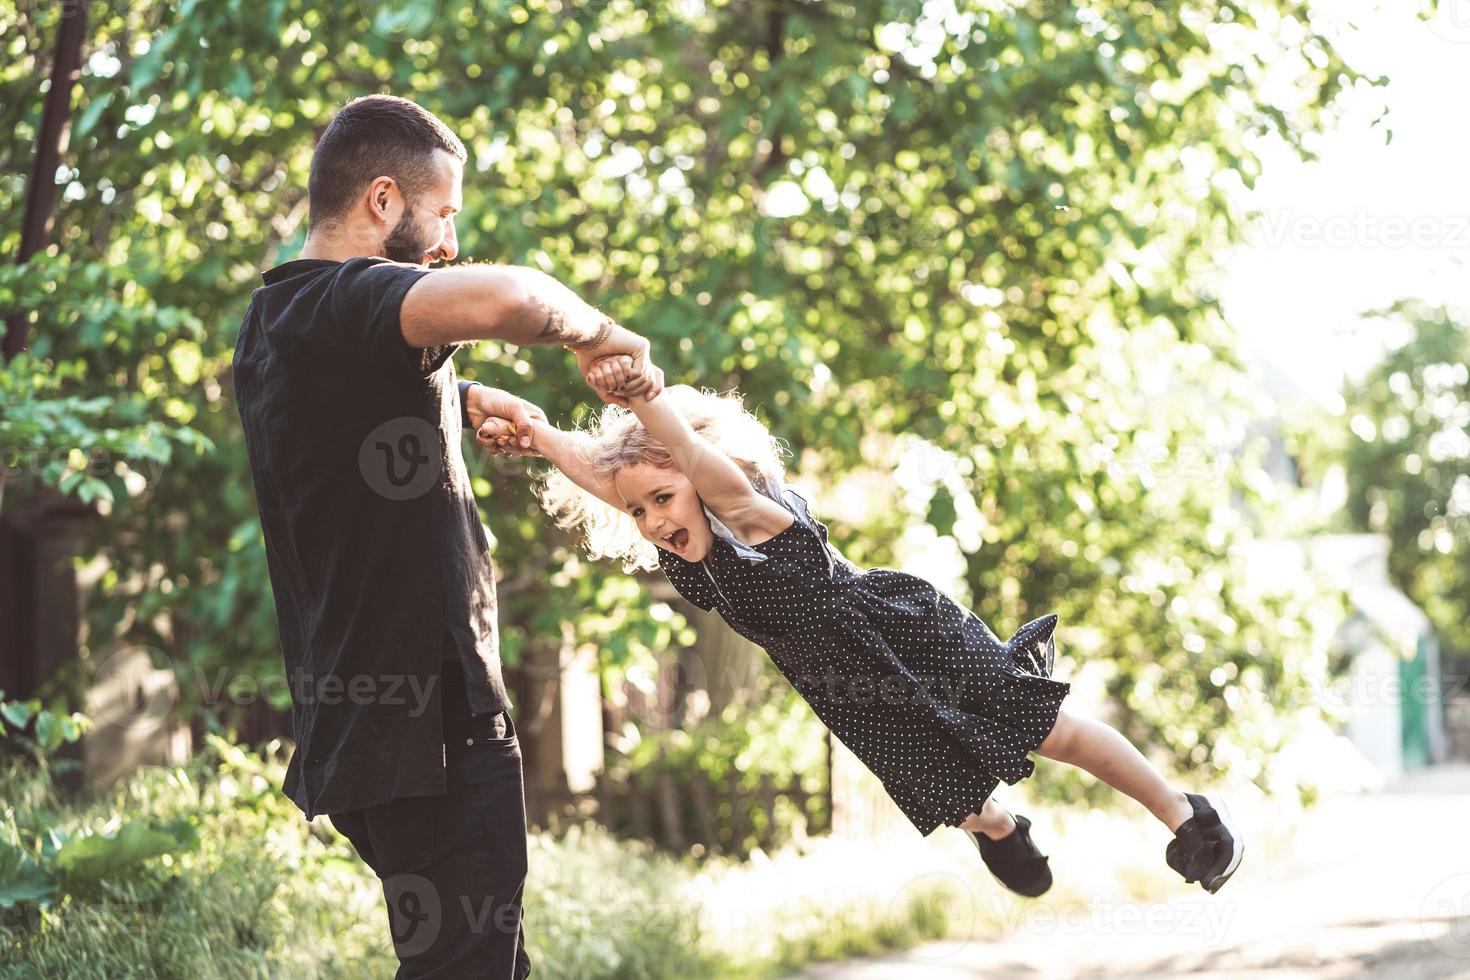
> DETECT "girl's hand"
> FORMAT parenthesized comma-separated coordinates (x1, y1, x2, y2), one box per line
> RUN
(476, 416, 544, 457)
(586, 354, 663, 406)
(466, 385, 546, 451)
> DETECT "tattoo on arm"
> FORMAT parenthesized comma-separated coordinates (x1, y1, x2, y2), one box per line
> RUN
(512, 272, 605, 347)
(535, 306, 568, 343)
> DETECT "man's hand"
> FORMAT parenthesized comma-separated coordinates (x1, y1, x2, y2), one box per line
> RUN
(570, 324, 664, 401)
(476, 416, 541, 457)
(464, 385, 546, 454)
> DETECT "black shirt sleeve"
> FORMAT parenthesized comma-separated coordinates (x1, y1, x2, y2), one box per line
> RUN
(457, 380, 477, 430)
(332, 257, 453, 383)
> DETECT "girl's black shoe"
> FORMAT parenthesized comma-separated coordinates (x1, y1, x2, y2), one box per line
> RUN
(1165, 793, 1244, 894)
(969, 812, 1053, 897)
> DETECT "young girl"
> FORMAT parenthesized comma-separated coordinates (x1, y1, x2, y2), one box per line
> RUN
(479, 375, 1243, 897)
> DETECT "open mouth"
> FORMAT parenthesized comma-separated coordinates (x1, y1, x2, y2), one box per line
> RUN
(661, 528, 690, 551)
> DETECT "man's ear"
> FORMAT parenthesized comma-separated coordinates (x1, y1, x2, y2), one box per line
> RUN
(367, 175, 399, 221)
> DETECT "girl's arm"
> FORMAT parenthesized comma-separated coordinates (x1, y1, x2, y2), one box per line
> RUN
(587, 364, 791, 537)
(478, 416, 625, 512)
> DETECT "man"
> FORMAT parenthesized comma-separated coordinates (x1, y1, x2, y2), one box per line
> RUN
(232, 94, 662, 978)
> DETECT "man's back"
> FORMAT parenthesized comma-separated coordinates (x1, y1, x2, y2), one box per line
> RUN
(233, 255, 509, 819)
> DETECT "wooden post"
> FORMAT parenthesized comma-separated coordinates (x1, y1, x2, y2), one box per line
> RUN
(656, 768, 684, 853)
(785, 777, 812, 835)
(627, 776, 651, 842)
(690, 771, 717, 853)
(808, 778, 827, 834)
(727, 769, 748, 853)
(757, 772, 777, 850)
(6, 0, 90, 359)
(824, 729, 835, 835)
(593, 771, 611, 826)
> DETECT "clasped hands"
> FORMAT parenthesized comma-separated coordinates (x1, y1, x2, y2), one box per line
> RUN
(467, 339, 664, 458)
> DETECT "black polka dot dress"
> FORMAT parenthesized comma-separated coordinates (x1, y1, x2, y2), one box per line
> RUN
(658, 481, 1072, 836)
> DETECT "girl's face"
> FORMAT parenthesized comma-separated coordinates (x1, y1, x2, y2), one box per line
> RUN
(614, 462, 713, 561)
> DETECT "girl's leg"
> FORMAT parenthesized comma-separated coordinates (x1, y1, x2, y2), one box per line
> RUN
(959, 797, 1018, 839)
(1033, 708, 1194, 832)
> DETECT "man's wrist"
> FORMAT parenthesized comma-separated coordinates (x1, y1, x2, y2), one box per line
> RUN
(562, 318, 613, 353)
(457, 379, 484, 430)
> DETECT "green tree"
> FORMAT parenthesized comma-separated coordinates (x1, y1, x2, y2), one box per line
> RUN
(2, 0, 1371, 792)
(1338, 302, 1469, 667)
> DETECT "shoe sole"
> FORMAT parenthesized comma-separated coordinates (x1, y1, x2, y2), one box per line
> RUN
(1199, 793, 1244, 894)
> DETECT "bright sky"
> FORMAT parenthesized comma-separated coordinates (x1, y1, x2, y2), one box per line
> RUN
(1222, 0, 1470, 406)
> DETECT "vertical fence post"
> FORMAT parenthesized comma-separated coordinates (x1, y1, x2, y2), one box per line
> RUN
(727, 768, 747, 853)
(690, 771, 717, 853)
(824, 729, 835, 836)
(656, 766, 684, 853)
(757, 773, 776, 851)
(627, 774, 651, 842)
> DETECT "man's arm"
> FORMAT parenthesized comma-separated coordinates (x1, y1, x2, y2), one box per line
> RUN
(402, 264, 662, 400)
(399, 264, 600, 347)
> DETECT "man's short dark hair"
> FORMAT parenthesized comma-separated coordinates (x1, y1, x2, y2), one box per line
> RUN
(307, 94, 467, 229)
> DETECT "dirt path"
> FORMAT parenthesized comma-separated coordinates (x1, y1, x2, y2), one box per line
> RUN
(801, 765, 1470, 979)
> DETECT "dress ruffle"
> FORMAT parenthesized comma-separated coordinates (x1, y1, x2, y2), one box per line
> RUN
(659, 485, 1072, 836)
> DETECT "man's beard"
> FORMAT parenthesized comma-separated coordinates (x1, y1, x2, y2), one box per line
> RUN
(382, 209, 434, 264)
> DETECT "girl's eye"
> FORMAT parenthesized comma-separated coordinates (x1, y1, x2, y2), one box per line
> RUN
(656, 494, 671, 504)
(632, 508, 643, 518)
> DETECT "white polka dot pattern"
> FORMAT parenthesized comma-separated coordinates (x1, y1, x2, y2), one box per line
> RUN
(659, 492, 1072, 836)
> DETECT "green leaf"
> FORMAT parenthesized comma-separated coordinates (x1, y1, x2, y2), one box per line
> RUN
(59, 714, 86, 742)
(33, 711, 61, 752)
(0, 842, 58, 909)
(927, 484, 957, 538)
(77, 478, 115, 506)
(53, 820, 199, 882)
(73, 92, 116, 139)
(229, 65, 253, 101)
(1, 700, 36, 729)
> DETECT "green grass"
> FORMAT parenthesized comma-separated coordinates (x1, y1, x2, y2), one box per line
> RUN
(1, 743, 389, 979)
(0, 741, 968, 980)
(3, 734, 1290, 979)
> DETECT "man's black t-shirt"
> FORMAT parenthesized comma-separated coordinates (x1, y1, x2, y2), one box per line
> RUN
(233, 256, 511, 819)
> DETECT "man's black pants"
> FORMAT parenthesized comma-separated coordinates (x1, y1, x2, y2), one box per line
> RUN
(329, 679, 532, 979)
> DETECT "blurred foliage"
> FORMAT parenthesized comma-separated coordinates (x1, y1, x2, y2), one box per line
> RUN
(623, 693, 825, 786)
(610, 689, 828, 855)
(1, 0, 1374, 789)
(1, 704, 188, 920)
(0, 256, 210, 512)
(0, 690, 89, 760)
(1337, 303, 1470, 665)
(0, 735, 421, 977)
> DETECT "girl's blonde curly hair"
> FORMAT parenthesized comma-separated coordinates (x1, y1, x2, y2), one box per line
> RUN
(538, 385, 790, 571)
